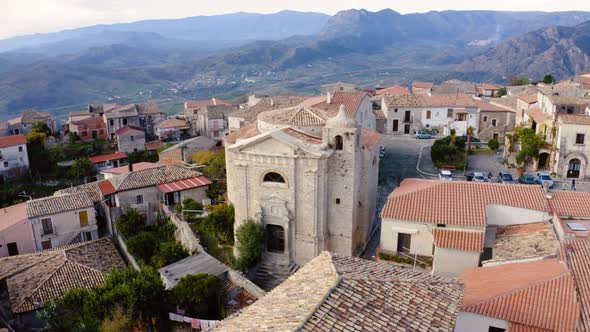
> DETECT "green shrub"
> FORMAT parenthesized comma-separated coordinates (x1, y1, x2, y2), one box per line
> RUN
(116, 209, 145, 238)
(126, 232, 159, 262)
(235, 219, 265, 272)
(198, 204, 235, 245)
(488, 139, 500, 151)
(172, 274, 222, 318)
(154, 241, 189, 268)
(156, 222, 177, 240)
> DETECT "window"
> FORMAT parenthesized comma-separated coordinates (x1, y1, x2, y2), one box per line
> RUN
(92, 130, 97, 139)
(394, 108, 398, 113)
(336, 198, 341, 204)
(82, 131, 88, 137)
(263, 172, 285, 183)
(3, 161, 8, 168)
(488, 327, 506, 332)
(14, 129, 19, 135)
(447, 109, 453, 118)
(41, 240, 52, 250)
(493, 133, 499, 141)
(130, 135, 135, 142)
(7, 242, 18, 256)
(426, 110, 431, 119)
(483, 116, 487, 122)
(576, 134, 585, 144)
(334, 135, 343, 150)
(123, 119, 128, 125)
(41, 218, 53, 235)
(18, 146, 23, 152)
(136, 195, 143, 204)
(491, 119, 497, 127)
(83, 231, 93, 241)
(110, 119, 114, 126)
(397, 233, 412, 253)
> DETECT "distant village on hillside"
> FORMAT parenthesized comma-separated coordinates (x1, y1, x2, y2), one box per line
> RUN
(2, 73, 590, 331)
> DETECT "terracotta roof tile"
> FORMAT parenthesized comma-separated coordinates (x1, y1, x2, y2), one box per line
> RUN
(97, 180, 116, 195)
(0, 134, 26, 148)
(55, 182, 102, 202)
(215, 253, 463, 332)
(375, 85, 411, 95)
(460, 260, 579, 331)
(157, 175, 212, 193)
(519, 94, 538, 104)
(281, 128, 322, 145)
(157, 118, 189, 129)
(26, 192, 94, 218)
(88, 151, 128, 164)
(115, 126, 144, 136)
(360, 128, 381, 151)
(381, 179, 549, 227)
(432, 228, 484, 252)
(100, 162, 160, 174)
(224, 122, 260, 144)
(232, 96, 308, 123)
(413, 81, 434, 89)
(475, 100, 512, 112)
(185, 98, 232, 109)
(559, 114, 590, 126)
(311, 91, 368, 117)
(111, 164, 202, 192)
(526, 108, 553, 123)
(373, 110, 386, 120)
(384, 93, 476, 108)
(485, 222, 560, 264)
(1, 238, 125, 313)
(549, 191, 590, 217)
(563, 240, 590, 331)
(145, 140, 164, 151)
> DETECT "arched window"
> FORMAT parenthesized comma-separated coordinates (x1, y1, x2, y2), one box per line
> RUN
(263, 172, 285, 183)
(334, 135, 343, 150)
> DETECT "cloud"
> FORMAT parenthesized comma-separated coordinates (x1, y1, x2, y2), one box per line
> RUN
(1, 0, 590, 39)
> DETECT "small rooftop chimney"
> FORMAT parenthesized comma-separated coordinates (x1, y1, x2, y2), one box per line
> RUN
(129, 163, 133, 173)
(212, 98, 217, 105)
(327, 92, 333, 104)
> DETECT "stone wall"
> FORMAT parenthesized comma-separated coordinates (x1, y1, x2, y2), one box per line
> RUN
(163, 205, 202, 254)
(117, 234, 140, 270)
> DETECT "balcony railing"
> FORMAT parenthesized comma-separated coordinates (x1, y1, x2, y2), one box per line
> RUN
(41, 225, 56, 236)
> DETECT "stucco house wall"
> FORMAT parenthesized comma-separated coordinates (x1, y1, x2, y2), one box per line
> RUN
(117, 130, 146, 154)
(555, 123, 590, 179)
(30, 207, 98, 250)
(455, 311, 509, 332)
(478, 111, 514, 142)
(432, 248, 480, 277)
(0, 215, 35, 257)
(486, 205, 551, 226)
(0, 143, 30, 177)
(115, 186, 161, 224)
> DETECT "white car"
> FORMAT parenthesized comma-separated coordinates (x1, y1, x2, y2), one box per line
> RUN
(472, 172, 486, 182)
(439, 170, 453, 181)
(536, 173, 554, 189)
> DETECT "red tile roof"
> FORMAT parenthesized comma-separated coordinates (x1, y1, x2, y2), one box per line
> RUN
(157, 176, 212, 193)
(0, 134, 26, 148)
(563, 240, 590, 331)
(185, 98, 232, 109)
(281, 128, 322, 145)
(559, 114, 590, 126)
(145, 140, 164, 151)
(115, 126, 144, 136)
(88, 152, 128, 164)
(375, 85, 411, 96)
(224, 123, 261, 144)
(360, 128, 381, 151)
(101, 162, 160, 174)
(432, 228, 484, 252)
(481, 83, 502, 90)
(157, 118, 189, 130)
(97, 180, 116, 195)
(475, 100, 512, 112)
(381, 179, 549, 227)
(310, 91, 368, 118)
(526, 108, 553, 123)
(412, 82, 434, 89)
(70, 117, 105, 128)
(549, 191, 590, 217)
(518, 94, 538, 104)
(460, 260, 579, 331)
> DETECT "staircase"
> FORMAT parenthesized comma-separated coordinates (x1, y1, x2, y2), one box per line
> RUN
(252, 260, 299, 291)
(58, 231, 82, 247)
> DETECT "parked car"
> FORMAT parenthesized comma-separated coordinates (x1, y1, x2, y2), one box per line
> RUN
(439, 170, 453, 181)
(536, 173, 555, 189)
(415, 131, 432, 139)
(518, 173, 537, 185)
(462, 135, 481, 143)
(497, 172, 515, 184)
(472, 172, 486, 182)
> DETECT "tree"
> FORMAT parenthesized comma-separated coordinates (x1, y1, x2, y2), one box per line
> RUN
(514, 127, 546, 167)
(509, 76, 531, 86)
(172, 274, 222, 318)
(116, 209, 146, 238)
(152, 241, 189, 268)
(543, 74, 556, 84)
(488, 139, 500, 151)
(126, 231, 159, 262)
(235, 219, 265, 271)
(497, 87, 508, 97)
(199, 204, 235, 245)
(68, 158, 95, 179)
(449, 129, 457, 145)
(38, 288, 100, 332)
(466, 126, 475, 152)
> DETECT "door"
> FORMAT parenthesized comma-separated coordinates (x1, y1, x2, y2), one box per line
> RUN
(79, 210, 89, 227)
(7, 242, 18, 256)
(404, 124, 411, 134)
(266, 224, 285, 253)
(404, 110, 411, 122)
(41, 240, 52, 250)
(568, 159, 581, 178)
(397, 233, 412, 254)
(392, 120, 399, 132)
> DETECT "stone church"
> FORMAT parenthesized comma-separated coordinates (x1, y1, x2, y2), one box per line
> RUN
(224, 91, 381, 270)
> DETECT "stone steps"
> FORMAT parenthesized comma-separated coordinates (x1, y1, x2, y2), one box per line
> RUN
(252, 261, 299, 291)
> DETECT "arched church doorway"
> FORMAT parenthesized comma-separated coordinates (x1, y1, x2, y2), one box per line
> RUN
(266, 224, 285, 253)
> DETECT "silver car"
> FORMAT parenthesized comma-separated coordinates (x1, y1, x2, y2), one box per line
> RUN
(536, 173, 554, 189)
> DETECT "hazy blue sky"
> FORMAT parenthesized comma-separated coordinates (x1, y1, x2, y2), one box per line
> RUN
(2, 0, 590, 39)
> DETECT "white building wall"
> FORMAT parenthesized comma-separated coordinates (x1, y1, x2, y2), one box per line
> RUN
(115, 186, 162, 224)
(30, 207, 97, 250)
(0, 143, 30, 176)
(455, 311, 509, 332)
(486, 205, 551, 226)
(432, 248, 480, 277)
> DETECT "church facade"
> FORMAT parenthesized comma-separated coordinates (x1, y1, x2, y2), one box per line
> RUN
(224, 92, 381, 267)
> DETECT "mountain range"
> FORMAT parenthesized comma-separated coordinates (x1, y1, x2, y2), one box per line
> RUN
(1, 9, 590, 119)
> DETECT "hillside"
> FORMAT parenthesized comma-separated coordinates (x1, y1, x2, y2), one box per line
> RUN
(459, 21, 590, 79)
(2, 9, 590, 119)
